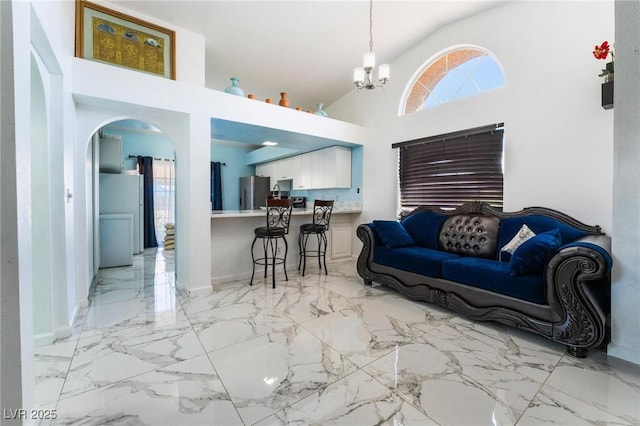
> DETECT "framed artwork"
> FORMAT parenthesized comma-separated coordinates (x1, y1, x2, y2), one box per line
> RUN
(75, 0, 176, 80)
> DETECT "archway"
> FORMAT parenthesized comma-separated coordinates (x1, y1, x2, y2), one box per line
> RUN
(86, 118, 178, 291)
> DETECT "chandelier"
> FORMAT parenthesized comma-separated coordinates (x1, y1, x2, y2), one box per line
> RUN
(353, 0, 390, 90)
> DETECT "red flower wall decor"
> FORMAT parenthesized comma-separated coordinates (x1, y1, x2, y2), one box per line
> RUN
(593, 41, 614, 77)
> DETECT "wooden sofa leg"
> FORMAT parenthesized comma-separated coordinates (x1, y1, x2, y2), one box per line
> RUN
(567, 346, 588, 358)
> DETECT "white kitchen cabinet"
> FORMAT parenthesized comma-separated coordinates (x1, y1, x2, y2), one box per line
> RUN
(322, 146, 351, 189)
(258, 146, 352, 190)
(275, 157, 293, 180)
(255, 162, 276, 187)
(311, 150, 324, 189)
(292, 153, 312, 190)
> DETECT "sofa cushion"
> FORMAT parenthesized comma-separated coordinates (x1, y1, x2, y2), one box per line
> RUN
(441, 257, 546, 304)
(439, 215, 500, 259)
(498, 216, 588, 253)
(510, 229, 562, 276)
(499, 224, 536, 261)
(373, 220, 415, 249)
(401, 210, 447, 250)
(374, 246, 459, 278)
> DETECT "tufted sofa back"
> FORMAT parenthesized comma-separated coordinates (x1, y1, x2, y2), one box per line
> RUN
(438, 214, 500, 258)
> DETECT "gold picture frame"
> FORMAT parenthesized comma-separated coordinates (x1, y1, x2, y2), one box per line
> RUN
(75, 0, 176, 80)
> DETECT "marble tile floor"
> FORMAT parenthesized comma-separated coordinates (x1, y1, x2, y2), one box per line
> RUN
(33, 248, 640, 425)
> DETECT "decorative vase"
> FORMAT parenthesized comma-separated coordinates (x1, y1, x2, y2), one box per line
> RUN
(313, 103, 328, 117)
(224, 77, 245, 96)
(265, 98, 272, 104)
(247, 93, 255, 99)
(279, 92, 289, 107)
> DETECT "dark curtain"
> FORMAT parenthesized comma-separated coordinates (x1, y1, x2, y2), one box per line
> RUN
(211, 161, 223, 211)
(137, 156, 158, 248)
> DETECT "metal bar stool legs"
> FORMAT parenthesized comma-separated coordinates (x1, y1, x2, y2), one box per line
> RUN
(299, 230, 328, 276)
(250, 235, 258, 285)
(298, 199, 333, 277)
(249, 199, 293, 289)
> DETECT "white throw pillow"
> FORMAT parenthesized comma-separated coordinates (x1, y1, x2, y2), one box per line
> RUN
(500, 224, 536, 261)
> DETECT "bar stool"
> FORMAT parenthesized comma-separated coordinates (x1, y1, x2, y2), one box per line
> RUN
(250, 198, 293, 288)
(298, 200, 334, 276)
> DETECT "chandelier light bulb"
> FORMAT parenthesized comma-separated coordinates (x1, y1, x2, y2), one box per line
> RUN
(378, 64, 390, 82)
(354, 67, 365, 84)
(363, 52, 376, 70)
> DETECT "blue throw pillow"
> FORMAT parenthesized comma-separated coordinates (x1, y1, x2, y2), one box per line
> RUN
(373, 220, 415, 249)
(401, 210, 447, 250)
(510, 229, 561, 276)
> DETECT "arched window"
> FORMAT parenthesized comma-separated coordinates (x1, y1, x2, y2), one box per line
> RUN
(402, 47, 504, 115)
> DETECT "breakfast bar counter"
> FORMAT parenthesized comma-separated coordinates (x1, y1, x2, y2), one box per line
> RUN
(210, 203, 361, 285)
(211, 207, 362, 219)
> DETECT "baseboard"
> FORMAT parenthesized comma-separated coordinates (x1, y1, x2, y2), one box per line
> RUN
(33, 332, 54, 347)
(52, 325, 72, 342)
(33, 317, 76, 346)
(329, 255, 358, 264)
(176, 280, 213, 296)
(210, 257, 357, 287)
(607, 342, 640, 365)
(211, 271, 252, 286)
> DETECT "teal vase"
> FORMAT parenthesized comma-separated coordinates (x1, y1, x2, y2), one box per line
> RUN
(313, 103, 328, 117)
(224, 77, 245, 96)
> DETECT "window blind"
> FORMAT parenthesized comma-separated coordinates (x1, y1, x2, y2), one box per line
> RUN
(396, 125, 504, 212)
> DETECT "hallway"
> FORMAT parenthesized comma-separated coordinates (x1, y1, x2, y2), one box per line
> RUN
(33, 249, 640, 425)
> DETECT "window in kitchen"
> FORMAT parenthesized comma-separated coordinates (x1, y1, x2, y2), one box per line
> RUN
(393, 124, 504, 213)
(401, 47, 504, 115)
(153, 158, 175, 244)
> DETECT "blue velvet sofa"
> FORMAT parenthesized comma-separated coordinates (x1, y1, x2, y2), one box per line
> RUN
(356, 202, 612, 357)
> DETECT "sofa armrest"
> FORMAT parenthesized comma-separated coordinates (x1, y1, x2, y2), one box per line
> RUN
(560, 234, 612, 270)
(545, 234, 612, 350)
(356, 224, 377, 285)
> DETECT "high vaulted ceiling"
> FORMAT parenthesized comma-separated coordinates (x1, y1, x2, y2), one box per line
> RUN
(110, 1, 507, 111)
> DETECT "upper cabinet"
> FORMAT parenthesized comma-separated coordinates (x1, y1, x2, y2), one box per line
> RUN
(322, 146, 351, 189)
(311, 150, 324, 189)
(292, 153, 313, 190)
(256, 157, 294, 188)
(255, 161, 276, 187)
(276, 157, 293, 181)
(259, 146, 351, 190)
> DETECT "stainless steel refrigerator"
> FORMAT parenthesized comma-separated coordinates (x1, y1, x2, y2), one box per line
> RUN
(239, 176, 271, 210)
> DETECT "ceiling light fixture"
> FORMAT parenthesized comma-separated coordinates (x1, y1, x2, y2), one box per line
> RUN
(353, 0, 390, 91)
(262, 141, 278, 146)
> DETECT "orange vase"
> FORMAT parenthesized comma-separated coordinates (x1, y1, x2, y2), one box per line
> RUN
(279, 92, 289, 107)
(265, 98, 272, 104)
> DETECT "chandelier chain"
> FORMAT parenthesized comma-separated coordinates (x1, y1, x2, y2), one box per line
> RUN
(369, 0, 374, 52)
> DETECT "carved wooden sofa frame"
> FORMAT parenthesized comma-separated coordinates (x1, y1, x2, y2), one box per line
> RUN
(356, 202, 611, 358)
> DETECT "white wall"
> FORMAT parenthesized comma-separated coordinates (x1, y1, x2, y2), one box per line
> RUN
(10, 0, 36, 413)
(610, 0, 640, 364)
(330, 1, 614, 236)
(30, 53, 53, 344)
(95, 1, 206, 86)
(1, 0, 28, 413)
